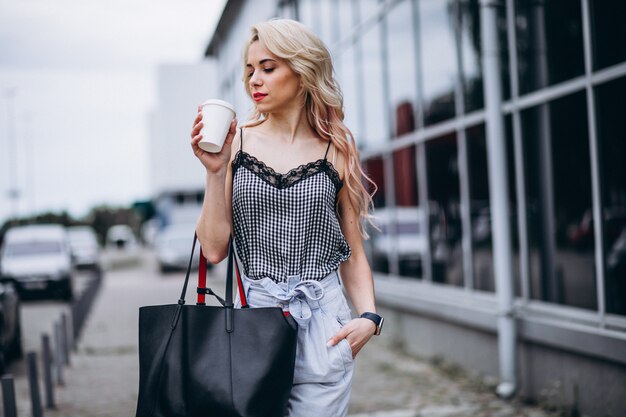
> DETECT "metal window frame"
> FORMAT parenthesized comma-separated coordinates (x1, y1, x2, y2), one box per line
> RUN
(411, 0, 433, 282)
(581, 0, 607, 328)
(452, 0, 475, 291)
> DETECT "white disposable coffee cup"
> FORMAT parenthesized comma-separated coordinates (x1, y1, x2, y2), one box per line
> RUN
(198, 99, 236, 153)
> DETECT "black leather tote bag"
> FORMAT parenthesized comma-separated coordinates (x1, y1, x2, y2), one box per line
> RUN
(135, 234, 298, 417)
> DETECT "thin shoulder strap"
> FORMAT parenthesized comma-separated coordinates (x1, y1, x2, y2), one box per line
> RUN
(239, 127, 243, 151)
(323, 140, 332, 161)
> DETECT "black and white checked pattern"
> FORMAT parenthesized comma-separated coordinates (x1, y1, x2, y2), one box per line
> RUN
(232, 149, 352, 283)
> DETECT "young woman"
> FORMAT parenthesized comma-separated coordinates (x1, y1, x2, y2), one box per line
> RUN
(190, 18, 383, 417)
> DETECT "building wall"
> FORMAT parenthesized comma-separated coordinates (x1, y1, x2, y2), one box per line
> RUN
(148, 62, 217, 195)
(206, 0, 626, 414)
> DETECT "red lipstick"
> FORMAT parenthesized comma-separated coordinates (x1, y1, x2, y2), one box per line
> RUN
(253, 92, 267, 102)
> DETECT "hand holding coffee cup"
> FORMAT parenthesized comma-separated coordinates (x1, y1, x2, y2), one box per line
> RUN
(191, 100, 237, 174)
(198, 99, 236, 152)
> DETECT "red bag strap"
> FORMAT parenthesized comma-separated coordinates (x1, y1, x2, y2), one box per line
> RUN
(196, 236, 248, 308)
(197, 247, 207, 305)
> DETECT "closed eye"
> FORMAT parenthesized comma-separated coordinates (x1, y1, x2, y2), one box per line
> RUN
(247, 68, 275, 78)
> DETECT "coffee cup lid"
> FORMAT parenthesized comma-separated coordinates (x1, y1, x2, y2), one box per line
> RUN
(201, 99, 235, 113)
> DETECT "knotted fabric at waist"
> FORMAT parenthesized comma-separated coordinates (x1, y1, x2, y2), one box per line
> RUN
(240, 271, 342, 328)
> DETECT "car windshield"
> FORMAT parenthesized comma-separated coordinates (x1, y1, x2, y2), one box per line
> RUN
(5, 241, 63, 256)
(69, 234, 97, 246)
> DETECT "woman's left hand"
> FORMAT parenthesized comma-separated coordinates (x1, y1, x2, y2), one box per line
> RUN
(327, 318, 377, 359)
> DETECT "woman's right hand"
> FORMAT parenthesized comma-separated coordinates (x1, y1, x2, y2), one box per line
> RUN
(190, 105, 238, 174)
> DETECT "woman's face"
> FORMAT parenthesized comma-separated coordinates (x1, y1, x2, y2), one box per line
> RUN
(246, 40, 302, 113)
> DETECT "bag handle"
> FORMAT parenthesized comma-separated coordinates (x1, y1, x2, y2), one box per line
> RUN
(176, 233, 248, 308)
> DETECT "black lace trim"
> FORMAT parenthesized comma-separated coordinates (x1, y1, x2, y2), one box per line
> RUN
(233, 150, 343, 191)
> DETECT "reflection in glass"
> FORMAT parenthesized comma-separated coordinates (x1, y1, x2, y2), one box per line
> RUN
(426, 134, 463, 286)
(361, 21, 387, 146)
(522, 92, 597, 310)
(392, 101, 422, 279)
(595, 77, 626, 316)
(365, 157, 390, 274)
(458, 0, 483, 112)
(393, 102, 418, 207)
(419, 0, 457, 125)
(466, 124, 493, 292)
(386, 0, 417, 132)
(515, 0, 584, 94)
(590, 1, 626, 70)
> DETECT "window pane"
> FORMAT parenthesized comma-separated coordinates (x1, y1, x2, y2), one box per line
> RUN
(426, 133, 463, 286)
(595, 77, 626, 316)
(590, 0, 626, 70)
(393, 143, 419, 208)
(466, 124, 494, 292)
(394, 145, 423, 279)
(420, 0, 457, 126)
(360, 21, 387, 147)
(522, 92, 597, 310)
(515, 0, 585, 94)
(386, 0, 418, 134)
(366, 157, 391, 274)
(459, 0, 484, 112)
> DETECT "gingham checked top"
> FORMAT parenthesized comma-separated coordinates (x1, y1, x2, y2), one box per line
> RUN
(231, 128, 352, 283)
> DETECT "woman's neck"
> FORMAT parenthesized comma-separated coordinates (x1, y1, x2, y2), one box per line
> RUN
(263, 108, 316, 144)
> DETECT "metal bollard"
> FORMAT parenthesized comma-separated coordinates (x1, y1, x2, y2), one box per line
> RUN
(27, 352, 43, 417)
(67, 308, 76, 352)
(42, 334, 55, 409)
(1, 375, 18, 417)
(54, 322, 64, 386)
(61, 313, 70, 366)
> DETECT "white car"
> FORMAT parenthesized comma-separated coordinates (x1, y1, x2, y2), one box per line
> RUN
(0, 224, 74, 300)
(105, 225, 138, 250)
(370, 206, 447, 279)
(67, 226, 102, 271)
(154, 224, 209, 273)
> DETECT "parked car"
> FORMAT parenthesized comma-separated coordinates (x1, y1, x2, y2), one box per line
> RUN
(0, 224, 74, 301)
(370, 206, 447, 279)
(67, 226, 102, 271)
(105, 225, 138, 250)
(0, 281, 22, 374)
(154, 224, 210, 273)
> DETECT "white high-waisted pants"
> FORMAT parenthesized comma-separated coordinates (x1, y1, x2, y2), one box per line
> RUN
(235, 270, 355, 417)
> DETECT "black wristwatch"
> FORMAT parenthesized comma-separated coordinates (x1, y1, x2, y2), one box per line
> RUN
(360, 312, 384, 336)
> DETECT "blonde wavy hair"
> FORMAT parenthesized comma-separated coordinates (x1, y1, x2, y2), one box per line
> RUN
(241, 18, 378, 239)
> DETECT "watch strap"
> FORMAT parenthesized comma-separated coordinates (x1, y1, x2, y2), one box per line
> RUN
(360, 312, 383, 336)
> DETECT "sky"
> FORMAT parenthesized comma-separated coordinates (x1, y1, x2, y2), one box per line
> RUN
(0, 0, 227, 223)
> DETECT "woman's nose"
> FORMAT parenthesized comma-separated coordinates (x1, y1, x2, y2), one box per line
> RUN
(249, 73, 262, 88)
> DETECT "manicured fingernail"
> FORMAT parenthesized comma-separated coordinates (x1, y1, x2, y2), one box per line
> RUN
(326, 340, 333, 347)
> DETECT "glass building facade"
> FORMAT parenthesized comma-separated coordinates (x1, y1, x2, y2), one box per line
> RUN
(206, 0, 626, 412)
(213, 0, 626, 320)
